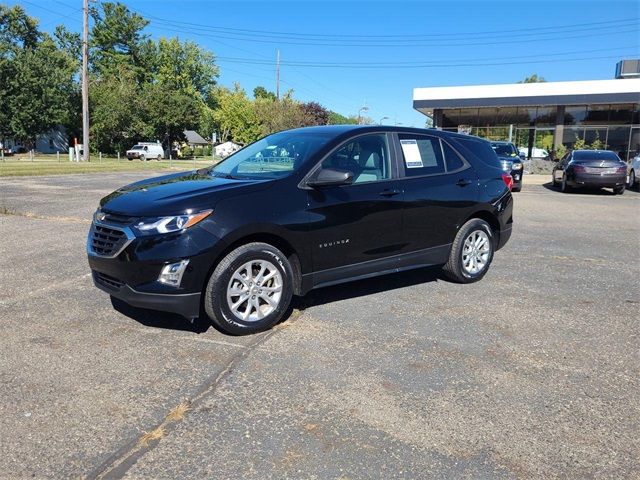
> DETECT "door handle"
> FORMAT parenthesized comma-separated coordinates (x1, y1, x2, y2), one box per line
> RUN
(456, 179, 472, 187)
(379, 189, 401, 197)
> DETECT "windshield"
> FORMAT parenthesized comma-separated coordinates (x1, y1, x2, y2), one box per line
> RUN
(131, 146, 144, 150)
(490, 143, 518, 156)
(212, 131, 332, 179)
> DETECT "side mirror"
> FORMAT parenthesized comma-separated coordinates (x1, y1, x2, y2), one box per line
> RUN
(307, 168, 354, 187)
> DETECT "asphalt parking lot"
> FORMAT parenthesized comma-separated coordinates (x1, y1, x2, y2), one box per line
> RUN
(1, 173, 639, 478)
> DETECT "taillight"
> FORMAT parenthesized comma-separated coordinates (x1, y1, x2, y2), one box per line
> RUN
(501, 173, 513, 191)
(573, 165, 586, 173)
(617, 166, 627, 174)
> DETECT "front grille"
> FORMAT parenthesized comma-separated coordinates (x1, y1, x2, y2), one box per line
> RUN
(94, 272, 125, 290)
(101, 211, 137, 226)
(90, 224, 129, 257)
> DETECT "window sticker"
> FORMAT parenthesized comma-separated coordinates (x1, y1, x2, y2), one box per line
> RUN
(400, 139, 424, 168)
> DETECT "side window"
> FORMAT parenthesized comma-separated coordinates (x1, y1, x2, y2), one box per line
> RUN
(320, 134, 390, 184)
(398, 134, 445, 176)
(441, 139, 465, 172)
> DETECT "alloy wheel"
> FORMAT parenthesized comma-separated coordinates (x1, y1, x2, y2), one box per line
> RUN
(226, 259, 283, 322)
(461, 230, 491, 275)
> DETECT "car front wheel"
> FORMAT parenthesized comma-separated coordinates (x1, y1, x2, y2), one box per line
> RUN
(628, 170, 636, 189)
(442, 218, 494, 283)
(204, 242, 294, 335)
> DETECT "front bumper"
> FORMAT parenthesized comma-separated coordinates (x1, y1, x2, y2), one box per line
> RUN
(87, 219, 227, 319)
(93, 271, 201, 319)
(569, 173, 626, 187)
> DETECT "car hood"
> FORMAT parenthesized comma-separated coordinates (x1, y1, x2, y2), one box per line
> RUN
(99, 170, 273, 216)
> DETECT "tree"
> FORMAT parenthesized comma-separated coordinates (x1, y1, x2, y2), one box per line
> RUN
(301, 101, 329, 126)
(328, 111, 358, 125)
(253, 91, 308, 135)
(519, 74, 546, 83)
(91, 71, 147, 153)
(210, 84, 261, 144)
(253, 86, 276, 101)
(143, 82, 201, 152)
(6, 35, 76, 144)
(90, 2, 153, 81)
(155, 37, 218, 98)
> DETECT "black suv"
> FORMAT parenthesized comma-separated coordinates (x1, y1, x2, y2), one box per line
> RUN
(88, 126, 513, 334)
(490, 141, 524, 192)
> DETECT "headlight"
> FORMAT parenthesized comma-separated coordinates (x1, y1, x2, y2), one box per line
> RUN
(93, 209, 106, 223)
(133, 209, 212, 235)
(512, 163, 523, 170)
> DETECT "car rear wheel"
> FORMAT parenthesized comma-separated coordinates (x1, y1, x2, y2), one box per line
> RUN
(157, 154, 162, 161)
(628, 170, 636, 189)
(613, 185, 625, 195)
(204, 242, 294, 335)
(561, 174, 572, 193)
(442, 218, 494, 284)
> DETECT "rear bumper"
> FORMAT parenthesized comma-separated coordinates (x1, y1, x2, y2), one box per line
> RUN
(497, 224, 512, 251)
(93, 272, 201, 319)
(569, 173, 626, 187)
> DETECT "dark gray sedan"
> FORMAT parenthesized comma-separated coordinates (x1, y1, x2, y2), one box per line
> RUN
(552, 150, 627, 194)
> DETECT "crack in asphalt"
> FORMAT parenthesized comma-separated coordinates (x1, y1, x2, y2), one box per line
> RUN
(86, 310, 302, 480)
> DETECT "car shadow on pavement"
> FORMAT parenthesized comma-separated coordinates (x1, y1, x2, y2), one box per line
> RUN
(110, 266, 443, 334)
(541, 183, 617, 195)
(292, 265, 442, 311)
(111, 297, 211, 334)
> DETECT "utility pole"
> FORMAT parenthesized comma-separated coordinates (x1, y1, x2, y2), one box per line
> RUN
(82, 0, 90, 162)
(275, 50, 280, 100)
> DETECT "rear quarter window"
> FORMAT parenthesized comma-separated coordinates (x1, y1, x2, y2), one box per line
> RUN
(453, 137, 501, 168)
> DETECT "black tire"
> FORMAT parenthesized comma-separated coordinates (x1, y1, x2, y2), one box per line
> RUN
(561, 174, 572, 193)
(512, 185, 522, 192)
(442, 218, 495, 284)
(157, 154, 162, 161)
(551, 173, 557, 187)
(140, 155, 146, 162)
(613, 185, 625, 195)
(204, 242, 294, 335)
(628, 170, 636, 190)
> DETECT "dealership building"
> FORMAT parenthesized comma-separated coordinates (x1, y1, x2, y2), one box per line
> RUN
(413, 60, 640, 160)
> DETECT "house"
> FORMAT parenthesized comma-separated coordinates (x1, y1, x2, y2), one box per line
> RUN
(214, 141, 242, 158)
(2, 125, 69, 154)
(183, 130, 208, 148)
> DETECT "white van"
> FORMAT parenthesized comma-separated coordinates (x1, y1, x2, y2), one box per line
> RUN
(126, 142, 164, 161)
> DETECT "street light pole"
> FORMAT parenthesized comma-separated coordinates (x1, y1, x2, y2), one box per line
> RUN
(82, 0, 90, 162)
(379, 116, 389, 125)
(358, 106, 369, 125)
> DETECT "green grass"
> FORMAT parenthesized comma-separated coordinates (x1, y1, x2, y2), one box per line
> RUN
(0, 155, 216, 177)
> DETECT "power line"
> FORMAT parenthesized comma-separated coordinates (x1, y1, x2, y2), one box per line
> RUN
(138, 14, 637, 40)
(145, 20, 639, 48)
(211, 46, 637, 68)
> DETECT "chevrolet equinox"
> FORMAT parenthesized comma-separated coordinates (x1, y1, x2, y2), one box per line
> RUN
(88, 126, 513, 334)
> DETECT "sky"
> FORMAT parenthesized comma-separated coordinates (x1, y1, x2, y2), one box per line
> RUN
(14, 0, 640, 128)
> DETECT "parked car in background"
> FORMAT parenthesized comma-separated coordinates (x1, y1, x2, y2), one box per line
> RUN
(627, 154, 640, 190)
(552, 150, 627, 194)
(519, 146, 550, 160)
(126, 142, 164, 161)
(490, 141, 524, 192)
(87, 125, 513, 335)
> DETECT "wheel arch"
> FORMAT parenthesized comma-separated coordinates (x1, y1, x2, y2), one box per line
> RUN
(460, 210, 501, 247)
(203, 232, 304, 297)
